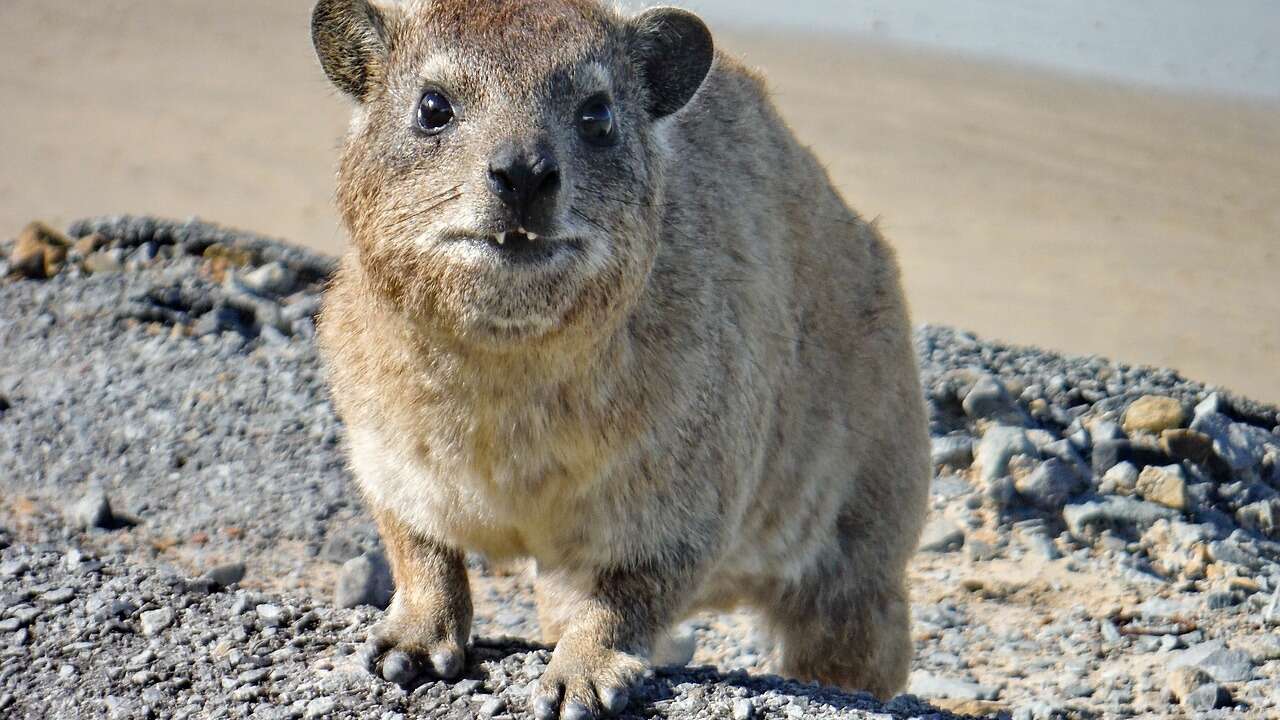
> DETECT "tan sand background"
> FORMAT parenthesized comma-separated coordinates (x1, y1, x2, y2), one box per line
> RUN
(2, 1, 1278, 403)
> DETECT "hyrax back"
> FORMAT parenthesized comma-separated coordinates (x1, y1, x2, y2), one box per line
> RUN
(313, 0, 930, 715)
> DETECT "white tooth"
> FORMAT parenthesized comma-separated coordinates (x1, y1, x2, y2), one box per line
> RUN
(527, 232, 539, 241)
(495, 232, 505, 245)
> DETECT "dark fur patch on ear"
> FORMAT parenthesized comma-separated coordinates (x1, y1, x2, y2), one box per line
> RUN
(629, 7, 714, 119)
(312, 0, 390, 101)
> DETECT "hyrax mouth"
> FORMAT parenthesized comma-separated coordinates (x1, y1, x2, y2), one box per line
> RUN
(481, 228, 566, 264)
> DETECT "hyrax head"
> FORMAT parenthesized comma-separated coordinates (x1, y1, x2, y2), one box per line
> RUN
(312, 0, 714, 346)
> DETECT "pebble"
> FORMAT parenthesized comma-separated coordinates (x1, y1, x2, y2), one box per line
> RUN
(963, 375, 1027, 425)
(140, 607, 174, 636)
(1185, 683, 1233, 710)
(304, 697, 337, 719)
(256, 603, 288, 627)
(239, 262, 299, 297)
(204, 562, 247, 589)
(908, 673, 999, 701)
(334, 551, 394, 610)
(1168, 666, 1212, 702)
(918, 517, 965, 553)
(732, 698, 756, 720)
(1122, 395, 1185, 435)
(975, 426, 1037, 484)
(65, 486, 115, 530)
(10, 221, 70, 279)
(1099, 461, 1139, 496)
(931, 436, 974, 468)
(1197, 648, 1255, 682)
(1063, 496, 1178, 538)
(1135, 464, 1189, 511)
(1014, 458, 1085, 511)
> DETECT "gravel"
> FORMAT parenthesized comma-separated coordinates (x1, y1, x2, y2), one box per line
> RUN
(2, 214, 1279, 718)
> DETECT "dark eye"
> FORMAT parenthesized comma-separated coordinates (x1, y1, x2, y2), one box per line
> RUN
(417, 91, 454, 134)
(578, 97, 617, 147)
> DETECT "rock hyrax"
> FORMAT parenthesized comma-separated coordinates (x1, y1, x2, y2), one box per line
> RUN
(313, 0, 930, 716)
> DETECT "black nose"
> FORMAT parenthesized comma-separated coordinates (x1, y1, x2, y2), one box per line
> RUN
(487, 143, 561, 222)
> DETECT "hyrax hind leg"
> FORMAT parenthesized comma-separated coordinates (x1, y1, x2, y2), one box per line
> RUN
(360, 510, 473, 688)
(766, 563, 913, 700)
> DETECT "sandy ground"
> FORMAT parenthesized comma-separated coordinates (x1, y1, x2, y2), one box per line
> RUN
(2, 1, 1278, 403)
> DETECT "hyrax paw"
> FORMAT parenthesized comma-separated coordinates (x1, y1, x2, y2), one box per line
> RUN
(358, 617, 467, 688)
(532, 647, 649, 719)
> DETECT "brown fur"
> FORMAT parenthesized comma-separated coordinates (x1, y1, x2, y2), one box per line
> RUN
(313, 0, 930, 715)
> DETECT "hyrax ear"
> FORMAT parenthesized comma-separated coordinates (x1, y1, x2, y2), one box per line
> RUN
(628, 7, 714, 119)
(312, 0, 392, 101)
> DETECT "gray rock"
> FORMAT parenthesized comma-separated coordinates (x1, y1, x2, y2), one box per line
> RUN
(66, 487, 114, 530)
(478, 695, 506, 717)
(140, 607, 174, 636)
(1063, 496, 1179, 538)
(732, 698, 755, 720)
(930, 435, 973, 468)
(918, 517, 965, 553)
(304, 697, 336, 719)
(1015, 458, 1086, 511)
(1197, 648, 1255, 682)
(908, 672, 999, 701)
(1099, 461, 1139, 496)
(204, 562, 247, 589)
(256, 603, 288, 628)
(1184, 683, 1232, 710)
(1192, 412, 1267, 474)
(976, 426, 1038, 484)
(962, 375, 1027, 425)
(240, 262, 298, 297)
(335, 551, 394, 610)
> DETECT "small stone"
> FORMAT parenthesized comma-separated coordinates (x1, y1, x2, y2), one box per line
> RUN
(963, 376, 1027, 425)
(66, 486, 115, 530)
(1099, 461, 1139, 496)
(976, 426, 1038, 485)
(41, 587, 75, 605)
(908, 672, 999, 701)
(931, 436, 974, 468)
(1123, 396, 1186, 435)
(1235, 500, 1280, 539)
(10, 221, 70, 279)
(732, 698, 755, 720)
(478, 696, 506, 717)
(451, 678, 483, 697)
(104, 696, 139, 720)
(334, 551, 394, 610)
(304, 697, 336, 719)
(1236, 635, 1280, 663)
(1063, 496, 1179, 538)
(1184, 683, 1232, 711)
(1015, 458, 1086, 511)
(1135, 465, 1188, 511)
(918, 517, 965, 553)
(83, 251, 124, 274)
(1168, 666, 1212, 702)
(240, 262, 299, 297)
(255, 603, 288, 627)
(1198, 648, 1254, 682)
(205, 562, 247, 589)
(140, 607, 174, 636)
(1161, 429, 1214, 464)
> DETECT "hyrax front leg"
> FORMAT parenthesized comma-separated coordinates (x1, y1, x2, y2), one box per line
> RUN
(361, 510, 473, 687)
(532, 565, 689, 720)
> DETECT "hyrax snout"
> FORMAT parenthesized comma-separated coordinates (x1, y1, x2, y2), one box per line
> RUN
(313, 1, 930, 717)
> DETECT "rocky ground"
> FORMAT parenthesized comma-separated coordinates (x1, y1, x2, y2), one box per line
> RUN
(1, 216, 1278, 719)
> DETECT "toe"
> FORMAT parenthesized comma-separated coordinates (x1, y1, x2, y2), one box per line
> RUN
(561, 700, 595, 720)
(429, 645, 465, 680)
(533, 684, 564, 720)
(381, 649, 422, 688)
(599, 685, 630, 715)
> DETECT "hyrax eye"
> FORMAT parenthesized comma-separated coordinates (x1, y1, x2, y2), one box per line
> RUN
(417, 91, 455, 134)
(577, 97, 617, 147)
